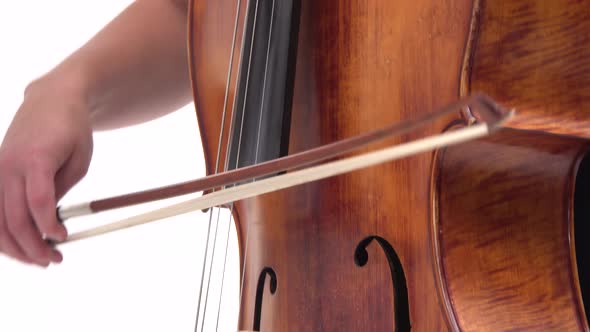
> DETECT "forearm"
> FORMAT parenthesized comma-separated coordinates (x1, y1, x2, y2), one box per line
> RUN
(31, 0, 192, 130)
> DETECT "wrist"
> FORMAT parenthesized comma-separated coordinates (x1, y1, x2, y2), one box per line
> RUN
(25, 60, 94, 117)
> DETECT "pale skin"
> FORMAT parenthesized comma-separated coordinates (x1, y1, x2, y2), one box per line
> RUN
(0, 0, 192, 266)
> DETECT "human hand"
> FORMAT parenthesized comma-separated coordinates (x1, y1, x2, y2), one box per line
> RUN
(0, 75, 93, 267)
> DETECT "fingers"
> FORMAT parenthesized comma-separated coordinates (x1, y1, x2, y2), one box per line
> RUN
(26, 167, 67, 242)
(55, 143, 91, 201)
(4, 177, 62, 266)
(0, 146, 87, 266)
(0, 81, 93, 267)
(0, 190, 34, 264)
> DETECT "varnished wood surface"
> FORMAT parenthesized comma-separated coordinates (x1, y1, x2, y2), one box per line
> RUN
(190, 0, 473, 330)
(466, 0, 590, 138)
(433, 129, 590, 331)
(188, 0, 590, 330)
(188, 0, 248, 176)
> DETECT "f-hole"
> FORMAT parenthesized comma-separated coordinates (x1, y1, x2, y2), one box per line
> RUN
(355, 236, 411, 332)
(253, 267, 277, 331)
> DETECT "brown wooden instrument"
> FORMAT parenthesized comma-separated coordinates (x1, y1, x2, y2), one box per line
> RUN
(58, 0, 590, 330)
(186, 0, 590, 331)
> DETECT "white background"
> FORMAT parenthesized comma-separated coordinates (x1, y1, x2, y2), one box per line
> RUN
(0, 1, 239, 331)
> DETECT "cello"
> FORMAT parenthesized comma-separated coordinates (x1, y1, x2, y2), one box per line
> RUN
(60, 0, 590, 330)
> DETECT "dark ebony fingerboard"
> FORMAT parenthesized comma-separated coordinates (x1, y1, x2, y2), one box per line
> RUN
(226, 0, 301, 172)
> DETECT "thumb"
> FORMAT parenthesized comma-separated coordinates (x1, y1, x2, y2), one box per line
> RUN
(25, 165, 67, 242)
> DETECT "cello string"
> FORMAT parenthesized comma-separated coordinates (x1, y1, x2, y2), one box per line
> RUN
(201, 0, 261, 330)
(214, 206, 235, 332)
(193, 0, 244, 330)
(216, 0, 276, 330)
(193, 208, 216, 332)
(253, 0, 275, 165)
(199, 207, 223, 332)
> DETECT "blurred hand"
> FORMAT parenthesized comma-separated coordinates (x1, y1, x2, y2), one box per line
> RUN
(0, 0, 191, 267)
(0, 75, 93, 267)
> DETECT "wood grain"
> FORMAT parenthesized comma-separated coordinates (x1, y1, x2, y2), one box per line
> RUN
(466, 0, 590, 138)
(187, 0, 590, 330)
(189, 0, 473, 330)
(433, 128, 590, 331)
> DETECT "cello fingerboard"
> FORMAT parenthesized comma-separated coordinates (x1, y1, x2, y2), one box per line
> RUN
(226, 0, 301, 172)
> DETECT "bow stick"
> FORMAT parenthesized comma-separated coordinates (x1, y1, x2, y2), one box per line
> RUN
(57, 94, 513, 244)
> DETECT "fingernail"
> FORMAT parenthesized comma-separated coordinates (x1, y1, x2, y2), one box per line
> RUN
(58, 229, 68, 242)
(37, 261, 50, 269)
(50, 251, 62, 262)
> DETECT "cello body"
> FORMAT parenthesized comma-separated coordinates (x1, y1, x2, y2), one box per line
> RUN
(187, 0, 590, 330)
